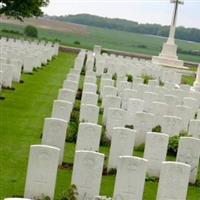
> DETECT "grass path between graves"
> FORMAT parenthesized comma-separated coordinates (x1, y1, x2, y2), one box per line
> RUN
(0, 52, 199, 200)
(0, 52, 76, 199)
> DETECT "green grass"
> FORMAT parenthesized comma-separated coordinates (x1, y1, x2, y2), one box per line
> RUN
(0, 22, 200, 63)
(0, 52, 199, 200)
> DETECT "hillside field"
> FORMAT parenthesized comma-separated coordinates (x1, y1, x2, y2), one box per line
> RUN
(0, 19, 200, 63)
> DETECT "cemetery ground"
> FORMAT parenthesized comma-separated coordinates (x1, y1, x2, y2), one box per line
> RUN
(0, 52, 200, 200)
(0, 22, 200, 64)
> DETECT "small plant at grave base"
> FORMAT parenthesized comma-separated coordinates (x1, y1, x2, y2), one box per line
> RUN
(125, 125, 134, 129)
(81, 68, 85, 76)
(112, 73, 117, 81)
(24, 25, 38, 38)
(73, 40, 80, 45)
(66, 122, 78, 143)
(195, 112, 198, 119)
(100, 127, 111, 146)
(146, 176, 159, 183)
(142, 74, 153, 85)
(104, 68, 108, 73)
(127, 74, 133, 82)
(167, 132, 187, 156)
(159, 79, 165, 86)
(76, 89, 82, 100)
(37, 195, 51, 200)
(107, 168, 117, 175)
(60, 184, 78, 200)
(134, 143, 145, 152)
(152, 125, 162, 133)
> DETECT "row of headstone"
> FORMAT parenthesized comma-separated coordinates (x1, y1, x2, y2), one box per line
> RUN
(0, 37, 59, 89)
(71, 150, 192, 200)
(5, 50, 86, 200)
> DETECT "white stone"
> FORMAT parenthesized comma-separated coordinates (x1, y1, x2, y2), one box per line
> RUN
(175, 105, 193, 131)
(134, 112, 155, 146)
(71, 151, 104, 200)
(103, 95, 121, 123)
(83, 83, 97, 93)
(122, 89, 137, 110)
(76, 123, 102, 151)
(81, 92, 98, 105)
(160, 115, 183, 136)
(100, 78, 114, 96)
(126, 98, 144, 126)
(183, 97, 199, 115)
(156, 161, 191, 200)
(113, 156, 147, 200)
(106, 108, 126, 133)
(176, 137, 200, 184)
(117, 81, 131, 97)
(143, 92, 158, 112)
(144, 132, 169, 177)
(188, 120, 200, 139)
(51, 100, 73, 122)
(85, 76, 96, 84)
(108, 128, 136, 169)
(24, 145, 60, 199)
(80, 104, 99, 124)
(57, 89, 76, 104)
(63, 80, 79, 91)
(164, 94, 179, 115)
(41, 118, 68, 165)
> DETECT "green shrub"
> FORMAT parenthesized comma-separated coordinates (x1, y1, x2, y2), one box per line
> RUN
(61, 184, 78, 200)
(159, 79, 164, 86)
(135, 143, 145, 152)
(152, 125, 162, 133)
(100, 127, 111, 146)
(142, 74, 153, 84)
(125, 125, 134, 129)
(24, 25, 38, 38)
(66, 122, 78, 143)
(112, 73, 117, 81)
(127, 74, 133, 82)
(73, 41, 80, 45)
(167, 132, 187, 156)
(1, 29, 23, 36)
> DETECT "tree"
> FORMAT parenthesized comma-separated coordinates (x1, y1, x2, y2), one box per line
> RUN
(24, 25, 38, 38)
(0, 0, 49, 20)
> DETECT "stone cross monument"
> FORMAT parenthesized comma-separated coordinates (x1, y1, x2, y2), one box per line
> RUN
(152, 0, 187, 69)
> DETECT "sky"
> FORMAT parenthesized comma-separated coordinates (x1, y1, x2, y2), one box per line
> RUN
(42, 0, 200, 29)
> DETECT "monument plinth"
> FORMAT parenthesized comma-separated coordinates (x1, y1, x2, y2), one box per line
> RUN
(152, 0, 187, 69)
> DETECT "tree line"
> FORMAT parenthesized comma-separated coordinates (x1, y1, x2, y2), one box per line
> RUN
(49, 14, 200, 43)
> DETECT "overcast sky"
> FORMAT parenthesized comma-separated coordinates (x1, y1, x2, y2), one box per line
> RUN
(42, 0, 200, 29)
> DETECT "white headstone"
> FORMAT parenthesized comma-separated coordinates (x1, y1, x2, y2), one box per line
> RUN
(108, 127, 136, 169)
(41, 118, 68, 165)
(144, 132, 169, 177)
(24, 145, 60, 199)
(188, 119, 200, 139)
(176, 137, 200, 184)
(76, 123, 102, 152)
(156, 162, 191, 200)
(71, 151, 104, 200)
(113, 156, 147, 200)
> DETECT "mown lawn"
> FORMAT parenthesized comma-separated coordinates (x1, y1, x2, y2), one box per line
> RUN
(0, 52, 199, 200)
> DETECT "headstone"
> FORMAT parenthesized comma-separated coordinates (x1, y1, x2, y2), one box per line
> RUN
(76, 123, 102, 152)
(107, 128, 136, 169)
(144, 132, 169, 177)
(106, 108, 126, 133)
(51, 100, 73, 122)
(134, 112, 155, 146)
(71, 151, 104, 200)
(81, 92, 98, 106)
(41, 118, 68, 165)
(83, 83, 97, 93)
(113, 156, 147, 200)
(176, 137, 200, 184)
(160, 115, 183, 136)
(188, 120, 200, 139)
(57, 89, 76, 104)
(122, 89, 137, 110)
(24, 145, 60, 199)
(126, 98, 144, 126)
(80, 104, 99, 124)
(156, 162, 191, 200)
(85, 76, 96, 84)
(63, 80, 79, 91)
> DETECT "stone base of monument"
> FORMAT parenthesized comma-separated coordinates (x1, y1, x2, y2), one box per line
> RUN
(152, 41, 188, 70)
